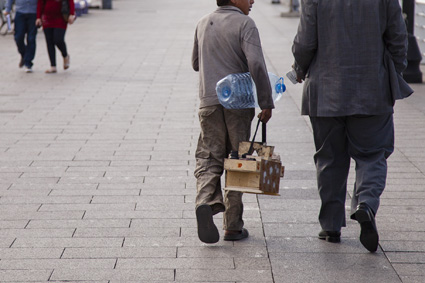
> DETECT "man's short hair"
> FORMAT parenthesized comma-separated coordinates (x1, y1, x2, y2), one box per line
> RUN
(217, 0, 231, 6)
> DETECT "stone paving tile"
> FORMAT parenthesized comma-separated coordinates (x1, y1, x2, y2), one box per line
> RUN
(49, 188, 140, 196)
(400, 276, 425, 283)
(47, 282, 108, 283)
(175, 269, 274, 282)
(0, 228, 75, 238)
(84, 209, 182, 219)
(386, 252, 425, 263)
(392, 264, 425, 276)
(74, 227, 180, 238)
(0, 195, 91, 204)
(0, 258, 116, 270)
(2, 188, 51, 198)
(0, 270, 53, 282)
(116, 257, 234, 269)
(110, 282, 219, 283)
(0, 248, 64, 259)
(123, 236, 235, 248)
(0, 220, 28, 228)
(12, 237, 123, 248)
(0, 210, 85, 220)
(62, 247, 177, 259)
(50, 268, 174, 281)
(269, 253, 401, 283)
(266, 236, 370, 254)
(39, 203, 135, 212)
(26, 219, 131, 229)
(381, 241, 425, 252)
(177, 246, 268, 259)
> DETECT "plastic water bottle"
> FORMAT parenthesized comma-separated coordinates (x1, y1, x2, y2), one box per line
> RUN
(6, 15, 12, 32)
(216, 72, 285, 109)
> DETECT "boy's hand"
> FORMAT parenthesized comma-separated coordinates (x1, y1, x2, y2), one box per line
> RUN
(258, 109, 272, 123)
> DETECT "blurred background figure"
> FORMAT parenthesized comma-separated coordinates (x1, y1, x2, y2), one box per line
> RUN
(4, 0, 38, 73)
(36, 0, 75, 74)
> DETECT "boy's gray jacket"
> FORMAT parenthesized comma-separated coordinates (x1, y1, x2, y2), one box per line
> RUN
(292, 0, 411, 117)
(192, 6, 274, 110)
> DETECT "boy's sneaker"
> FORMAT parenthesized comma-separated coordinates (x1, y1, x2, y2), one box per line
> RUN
(19, 58, 24, 68)
(24, 67, 33, 73)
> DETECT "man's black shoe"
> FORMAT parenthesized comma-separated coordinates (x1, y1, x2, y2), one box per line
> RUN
(318, 230, 341, 243)
(354, 203, 379, 252)
(196, 204, 219, 244)
(19, 58, 24, 68)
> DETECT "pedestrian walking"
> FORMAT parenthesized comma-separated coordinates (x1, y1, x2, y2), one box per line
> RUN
(4, 0, 38, 73)
(36, 0, 75, 74)
(192, 0, 274, 244)
(291, 0, 412, 252)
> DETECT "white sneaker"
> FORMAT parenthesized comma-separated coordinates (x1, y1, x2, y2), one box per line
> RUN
(24, 67, 33, 73)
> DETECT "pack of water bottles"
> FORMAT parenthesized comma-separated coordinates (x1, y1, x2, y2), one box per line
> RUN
(216, 72, 286, 109)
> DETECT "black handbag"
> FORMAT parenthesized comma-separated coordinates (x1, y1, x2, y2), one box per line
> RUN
(61, 0, 70, 22)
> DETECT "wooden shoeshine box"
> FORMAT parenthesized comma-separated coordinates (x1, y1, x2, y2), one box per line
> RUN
(223, 142, 284, 196)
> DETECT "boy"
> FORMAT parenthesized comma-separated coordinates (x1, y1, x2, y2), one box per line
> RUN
(192, 0, 274, 243)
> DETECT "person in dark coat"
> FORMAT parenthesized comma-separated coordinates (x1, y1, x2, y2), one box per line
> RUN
(291, 0, 412, 252)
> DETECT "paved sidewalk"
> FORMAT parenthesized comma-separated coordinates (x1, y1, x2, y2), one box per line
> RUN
(0, 0, 424, 282)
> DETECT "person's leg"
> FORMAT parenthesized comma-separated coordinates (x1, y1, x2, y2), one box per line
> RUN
(310, 116, 351, 232)
(53, 28, 68, 57)
(222, 108, 255, 232)
(347, 114, 394, 252)
(43, 28, 57, 68)
(53, 28, 70, 69)
(23, 13, 37, 68)
(347, 114, 394, 217)
(13, 12, 26, 66)
(194, 105, 227, 213)
(194, 105, 228, 243)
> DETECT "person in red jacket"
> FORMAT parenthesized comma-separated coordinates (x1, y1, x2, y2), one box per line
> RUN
(36, 0, 75, 73)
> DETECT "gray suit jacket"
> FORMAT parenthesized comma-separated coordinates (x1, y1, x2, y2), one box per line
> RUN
(292, 0, 410, 117)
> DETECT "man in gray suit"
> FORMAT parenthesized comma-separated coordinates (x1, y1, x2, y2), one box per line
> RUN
(291, 0, 412, 252)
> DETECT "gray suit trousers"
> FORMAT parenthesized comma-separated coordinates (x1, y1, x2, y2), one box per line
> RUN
(310, 114, 394, 231)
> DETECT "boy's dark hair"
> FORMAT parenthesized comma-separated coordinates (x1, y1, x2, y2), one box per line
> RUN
(217, 0, 231, 6)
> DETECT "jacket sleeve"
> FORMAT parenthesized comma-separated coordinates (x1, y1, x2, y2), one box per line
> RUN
(384, 0, 408, 74)
(69, 0, 75, 16)
(5, 0, 13, 13)
(192, 28, 199, 72)
(37, 0, 43, 18)
(292, 0, 318, 79)
(242, 26, 274, 110)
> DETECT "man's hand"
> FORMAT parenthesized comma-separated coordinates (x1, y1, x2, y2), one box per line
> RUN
(3, 11, 9, 16)
(258, 109, 272, 123)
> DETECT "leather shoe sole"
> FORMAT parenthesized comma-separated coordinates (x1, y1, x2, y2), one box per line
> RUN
(196, 204, 219, 244)
(355, 204, 379, 252)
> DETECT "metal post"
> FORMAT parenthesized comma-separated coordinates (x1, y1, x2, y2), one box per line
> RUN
(403, 0, 423, 83)
(102, 0, 112, 9)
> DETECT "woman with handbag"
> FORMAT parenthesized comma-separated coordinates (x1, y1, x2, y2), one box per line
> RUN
(36, 0, 75, 73)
